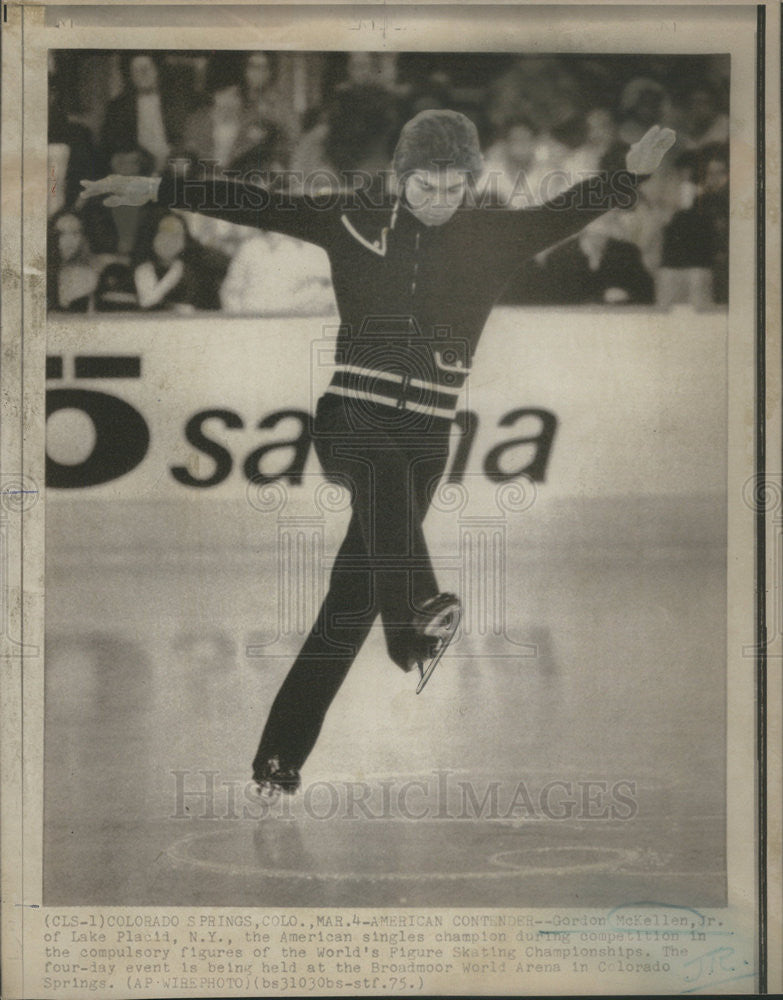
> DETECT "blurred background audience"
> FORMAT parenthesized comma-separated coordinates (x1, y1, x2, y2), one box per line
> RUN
(100, 52, 192, 175)
(181, 52, 289, 181)
(507, 214, 655, 306)
(658, 143, 729, 307)
(47, 210, 101, 312)
(48, 50, 730, 313)
(220, 231, 334, 315)
(132, 211, 229, 312)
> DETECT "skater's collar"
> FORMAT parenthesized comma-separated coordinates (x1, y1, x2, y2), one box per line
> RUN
(390, 198, 401, 231)
(338, 196, 437, 257)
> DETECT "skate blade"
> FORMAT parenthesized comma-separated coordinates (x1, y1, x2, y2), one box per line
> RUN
(415, 608, 460, 694)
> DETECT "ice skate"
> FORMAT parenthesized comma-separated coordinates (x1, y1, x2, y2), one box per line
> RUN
(252, 756, 301, 800)
(411, 593, 461, 693)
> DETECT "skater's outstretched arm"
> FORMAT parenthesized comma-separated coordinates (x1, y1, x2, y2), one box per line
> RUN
(79, 174, 337, 249)
(472, 124, 676, 267)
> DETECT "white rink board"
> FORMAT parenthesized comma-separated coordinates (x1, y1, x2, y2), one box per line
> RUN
(46, 307, 727, 510)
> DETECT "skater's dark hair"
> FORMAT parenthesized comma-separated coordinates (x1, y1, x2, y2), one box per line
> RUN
(392, 109, 483, 181)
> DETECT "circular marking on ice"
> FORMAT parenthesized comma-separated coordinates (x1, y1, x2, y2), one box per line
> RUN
(489, 845, 640, 874)
(166, 825, 624, 883)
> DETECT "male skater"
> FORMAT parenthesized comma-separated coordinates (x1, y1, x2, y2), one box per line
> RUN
(81, 110, 675, 797)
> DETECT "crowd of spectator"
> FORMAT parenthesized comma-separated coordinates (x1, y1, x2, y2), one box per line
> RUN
(48, 50, 730, 313)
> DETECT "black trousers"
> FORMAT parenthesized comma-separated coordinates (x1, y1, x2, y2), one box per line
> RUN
(253, 392, 452, 775)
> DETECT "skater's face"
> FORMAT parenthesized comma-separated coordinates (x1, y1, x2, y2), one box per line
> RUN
(404, 167, 467, 227)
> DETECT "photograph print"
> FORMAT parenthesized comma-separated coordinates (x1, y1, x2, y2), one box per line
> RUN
(44, 43, 730, 910)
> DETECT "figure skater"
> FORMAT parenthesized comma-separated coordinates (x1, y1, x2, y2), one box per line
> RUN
(81, 110, 675, 797)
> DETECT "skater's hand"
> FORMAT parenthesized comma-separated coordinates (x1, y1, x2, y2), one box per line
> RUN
(78, 174, 161, 208)
(626, 125, 677, 175)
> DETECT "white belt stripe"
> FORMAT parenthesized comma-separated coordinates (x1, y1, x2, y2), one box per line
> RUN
(324, 385, 456, 420)
(333, 363, 461, 398)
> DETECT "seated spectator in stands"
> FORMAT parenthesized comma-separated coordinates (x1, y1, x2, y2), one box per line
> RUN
(481, 109, 621, 209)
(403, 70, 455, 118)
(479, 117, 550, 207)
(132, 212, 228, 312)
(94, 262, 139, 312)
(182, 54, 287, 180)
(48, 142, 73, 218)
(173, 215, 247, 270)
(47, 211, 99, 312)
(341, 51, 382, 88)
(48, 53, 101, 214)
(242, 51, 288, 133)
(292, 51, 402, 193)
(220, 230, 335, 316)
(292, 84, 400, 194)
(100, 53, 190, 174)
(548, 113, 591, 170)
(678, 82, 729, 151)
(519, 215, 655, 306)
(81, 144, 159, 257)
(327, 51, 399, 95)
(617, 77, 681, 263)
(486, 56, 583, 142)
(658, 143, 729, 307)
(606, 193, 668, 279)
(587, 107, 627, 175)
(618, 77, 670, 145)
(327, 85, 400, 188)
(290, 105, 331, 188)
